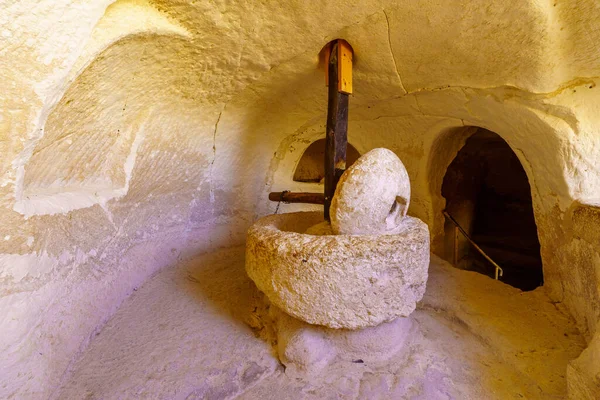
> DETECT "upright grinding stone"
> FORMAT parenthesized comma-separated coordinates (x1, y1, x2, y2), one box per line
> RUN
(330, 148, 411, 235)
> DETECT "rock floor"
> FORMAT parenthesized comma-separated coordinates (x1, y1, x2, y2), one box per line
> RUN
(56, 247, 585, 399)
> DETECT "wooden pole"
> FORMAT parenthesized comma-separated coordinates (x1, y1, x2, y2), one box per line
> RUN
(267, 40, 352, 219)
(268, 192, 325, 205)
(324, 41, 350, 221)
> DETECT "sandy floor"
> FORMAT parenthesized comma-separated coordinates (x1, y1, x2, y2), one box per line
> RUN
(56, 247, 584, 399)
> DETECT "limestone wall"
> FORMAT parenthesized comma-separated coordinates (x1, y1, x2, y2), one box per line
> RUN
(1, 0, 600, 397)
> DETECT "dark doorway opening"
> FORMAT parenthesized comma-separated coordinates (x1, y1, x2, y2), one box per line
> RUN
(442, 128, 543, 291)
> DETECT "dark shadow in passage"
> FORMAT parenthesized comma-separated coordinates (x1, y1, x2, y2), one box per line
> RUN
(442, 128, 543, 291)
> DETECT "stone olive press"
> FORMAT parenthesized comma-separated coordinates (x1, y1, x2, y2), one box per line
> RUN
(245, 148, 430, 375)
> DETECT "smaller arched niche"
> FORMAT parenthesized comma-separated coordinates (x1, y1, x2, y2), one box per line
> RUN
(293, 139, 360, 183)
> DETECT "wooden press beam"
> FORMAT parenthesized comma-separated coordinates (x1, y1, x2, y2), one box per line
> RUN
(324, 40, 351, 220)
(267, 39, 353, 221)
(268, 192, 325, 205)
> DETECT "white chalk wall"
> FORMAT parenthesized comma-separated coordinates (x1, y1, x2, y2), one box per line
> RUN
(1, 0, 600, 397)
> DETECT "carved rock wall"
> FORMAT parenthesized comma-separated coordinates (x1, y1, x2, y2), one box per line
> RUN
(1, 0, 600, 398)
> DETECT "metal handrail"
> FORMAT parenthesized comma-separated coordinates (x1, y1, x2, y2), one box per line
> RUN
(443, 210, 504, 280)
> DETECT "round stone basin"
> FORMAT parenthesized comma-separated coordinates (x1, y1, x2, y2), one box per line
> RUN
(245, 211, 430, 329)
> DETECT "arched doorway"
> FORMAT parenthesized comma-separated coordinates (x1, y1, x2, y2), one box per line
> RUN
(293, 139, 360, 183)
(441, 128, 543, 291)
